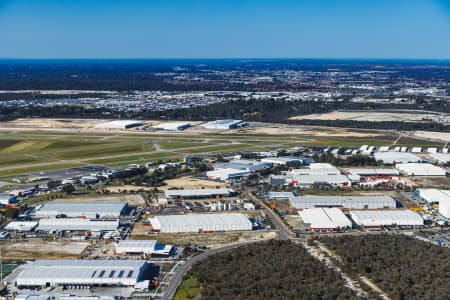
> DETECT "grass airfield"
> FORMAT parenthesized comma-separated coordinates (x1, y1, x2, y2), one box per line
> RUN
(0, 126, 443, 179)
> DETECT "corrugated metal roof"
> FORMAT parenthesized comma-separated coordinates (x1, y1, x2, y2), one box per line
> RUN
(150, 213, 252, 233)
(350, 210, 423, 226)
(36, 201, 127, 215)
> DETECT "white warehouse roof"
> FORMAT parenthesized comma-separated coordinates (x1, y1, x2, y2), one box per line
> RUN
(165, 188, 235, 198)
(346, 168, 399, 176)
(35, 201, 127, 219)
(374, 152, 421, 164)
(15, 260, 148, 287)
(430, 153, 450, 164)
(298, 208, 352, 231)
(95, 120, 144, 130)
(5, 221, 38, 232)
(350, 210, 423, 227)
(290, 195, 396, 209)
(201, 119, 246, 129)
(151, 122, 191, 131)
(149, 213, 252, 233)
(115, 240, 173, 256)
(396, 163, 446, 176)
(37, 219, 119, 232)
(268, 192, 295, 200)
(416, 188, 450, 203)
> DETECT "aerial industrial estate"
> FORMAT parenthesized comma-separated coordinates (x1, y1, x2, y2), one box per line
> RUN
(0, 58, 448, 300)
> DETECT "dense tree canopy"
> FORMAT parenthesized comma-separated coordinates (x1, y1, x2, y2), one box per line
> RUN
(185, 240, 360, 300)
(321, 234, 450, 300)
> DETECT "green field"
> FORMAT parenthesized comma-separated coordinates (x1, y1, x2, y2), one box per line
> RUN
(0, 129, 443, 179)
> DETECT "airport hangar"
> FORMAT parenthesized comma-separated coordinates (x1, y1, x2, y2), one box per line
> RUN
(149, 213, 253, 233)
(14, 260, 149, 288)
(34, 201, 128, 219)
(94, 120, 145, 130)
(289, 195, 396, 209)
(201, 119, 247, 129)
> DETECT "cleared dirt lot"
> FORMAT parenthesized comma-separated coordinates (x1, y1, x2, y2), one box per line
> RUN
(131, 229, 276, 247)
(290, 110, 445, 122)
(1, 240, 89, 260)
(160, 176, 229, 190)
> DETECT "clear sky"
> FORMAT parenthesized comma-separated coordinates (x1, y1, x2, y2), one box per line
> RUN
(0, 0, 449, 59)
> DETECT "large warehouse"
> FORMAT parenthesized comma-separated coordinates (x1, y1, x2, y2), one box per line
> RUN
(395, 163, 447, 176)
(350, 210, 424, 227)
(430, 152, 450, 164)
(15, 260, 149, 287)
(149, 213, 252, 233)
(290, 195, 396, 209)
(37, 219, 119, 232)
(288, 174, 351, 188)
(288, 163, 341, 176)
(35, 201, 128, 219)
(415, 188, 450, 218)
(201, 119, 247, 129)
(206, 168, 251, 183)
(151, 122, 191, 131)
(165, 188, 236, 199)
(95, 120, 145, 130)
(298, 208, 352, 232)
(374, 152, 421, 164)
(346, 168, 400, 177)
(115, 240, 173, 256)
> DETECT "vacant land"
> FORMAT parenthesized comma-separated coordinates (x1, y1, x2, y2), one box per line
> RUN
(176, 240, 360, 300)
(1, 240, 89, 260)
(290, 110, 445, 122)
(161, 176, 228, 190)
(131, 228, 276, 247)
(320, 234, 450, 300)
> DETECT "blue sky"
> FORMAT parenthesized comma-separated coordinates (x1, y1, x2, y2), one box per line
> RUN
(0, 0, 449, 59)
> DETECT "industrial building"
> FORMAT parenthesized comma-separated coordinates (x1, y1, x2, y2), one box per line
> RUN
(201, 119, 247, 129)
(288, 163, 341, 176)
(298, 208, 352, 232)
(206, 168, 251, 183)
(350, 210, 424, 227)
(290, 195, 396, 209)
(15, 260, 149, 287)
(395, 163, 447, 176)
(35, 201, 128, 219)
(115, 240, 173, 256)
(37, 219, 119, 232)
(289, 174, 351, 188)
(213, 159, 272, 172)
(151, 122, 191, 131)
(267, 191, 295, 200)
(95, 120, 145, 130)
(5, 221, 38, 232)
(260, 156, 309, 166)
(429, 153, 450, 164)
(149, 213, 252, 233)
(346, 168, 400, 177)
(165, 188, 236, 199)
(416, 189, 450, 218)
(374, 152, 421, 164)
